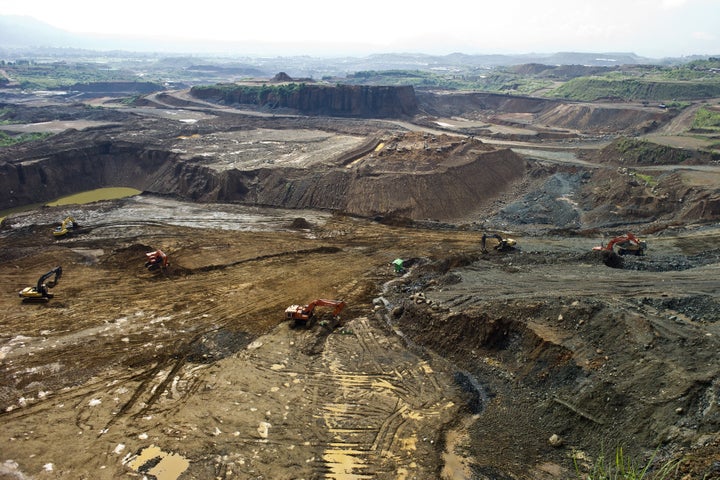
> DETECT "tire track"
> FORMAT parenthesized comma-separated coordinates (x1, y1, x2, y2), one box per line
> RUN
(309, 316, 456, 478)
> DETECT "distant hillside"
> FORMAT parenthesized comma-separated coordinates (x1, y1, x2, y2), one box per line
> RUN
(0, 15, 703, 69)
(0, 15, 77, 48)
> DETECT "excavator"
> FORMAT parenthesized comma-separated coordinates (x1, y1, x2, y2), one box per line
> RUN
(593, 233, 647, 256)
(19, 266, 62, 302)
(53, 216, 77, 238)
(285, 299, 346, 328)
(481, 233, 517, 253)
(145, 249, 169, 272)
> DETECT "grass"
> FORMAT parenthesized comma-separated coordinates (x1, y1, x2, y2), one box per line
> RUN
(574, 446, 682, 480)
(547, 77, 720, 102)
(691, 106, 720, 132)
(631, 172, 657, 187)
(0, 131, 52, 147)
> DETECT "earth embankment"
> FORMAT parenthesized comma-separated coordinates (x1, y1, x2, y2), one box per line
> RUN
(1, 120, 526, 221)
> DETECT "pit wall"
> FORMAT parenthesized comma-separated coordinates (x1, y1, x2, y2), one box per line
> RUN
(0, 146, 217, 210)
(1, 145, 525, 222)
(190, 84, 419, 118)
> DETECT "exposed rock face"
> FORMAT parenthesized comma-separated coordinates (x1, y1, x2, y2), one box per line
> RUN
(0, 144, 203, 208)
(190, 84, 419, 118)
(228, 148, 524, 220)
(417, 91, 559, 116)
(0, 134, 524, 222)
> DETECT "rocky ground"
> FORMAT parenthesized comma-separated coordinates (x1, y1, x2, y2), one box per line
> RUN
(1, 88, 720, 479)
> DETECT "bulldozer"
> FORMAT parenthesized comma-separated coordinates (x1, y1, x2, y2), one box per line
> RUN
(145, 249, 169, 272)
(53, 216, 77, 238)
(285, 299, 346, 328)
(481, 233, 517, 253)
(19, 266, 63, 302)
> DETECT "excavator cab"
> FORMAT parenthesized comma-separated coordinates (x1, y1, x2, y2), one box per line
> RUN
(593, 232, 647, 268)
(53, 216, 77, 238)
(481, 233, 517, 253)
(145, 249, 169, 272)
(19, 266, 62, 302)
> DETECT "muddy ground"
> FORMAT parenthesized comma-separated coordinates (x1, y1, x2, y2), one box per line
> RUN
(1, 88, 720, 479)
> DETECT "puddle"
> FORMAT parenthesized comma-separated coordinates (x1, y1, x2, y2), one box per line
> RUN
(123, 444, 189, 480)
(441, 414, 479, 480)
(1, 187, 141, 223)
(45, 187, 141, 206)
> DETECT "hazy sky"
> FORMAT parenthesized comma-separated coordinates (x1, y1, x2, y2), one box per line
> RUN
(1, 0, 719, 57)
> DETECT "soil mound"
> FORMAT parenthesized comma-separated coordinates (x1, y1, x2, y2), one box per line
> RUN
(589, 137, 716, 165)
(289, 217, 312, 229)
(536, 104, 670, 134)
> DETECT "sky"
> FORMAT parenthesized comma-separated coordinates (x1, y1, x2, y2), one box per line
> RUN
(1, 0, 719, 57)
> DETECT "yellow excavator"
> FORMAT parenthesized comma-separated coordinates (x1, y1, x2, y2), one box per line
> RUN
(53, 216, 77, 238)
(481, 233, 517, 253)
(19, 266, 63, 302)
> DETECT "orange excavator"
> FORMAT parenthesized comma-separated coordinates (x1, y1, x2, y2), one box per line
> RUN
(285, 299, 346, 328)
(593, 233, 647, 256)
(145, 249, 169, 272)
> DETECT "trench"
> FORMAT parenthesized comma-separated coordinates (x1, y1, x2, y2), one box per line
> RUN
(375, 274, 490, 480)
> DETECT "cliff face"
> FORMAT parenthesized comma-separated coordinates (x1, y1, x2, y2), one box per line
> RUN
(0, 142, 523, 222)
(190, 84, 418, 118)
(0, 134, 237, 210)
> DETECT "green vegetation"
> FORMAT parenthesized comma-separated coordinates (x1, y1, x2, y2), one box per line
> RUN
(691, 106, 720, 132)
(191, 82, 307, 105)
(0, 131, 52, 147)
(545, 60, 720, 101)
(573, 446, 680, 480)
(548, 77, 720, 102)
(612, 137, 692, 165)
(345, 69, 553, 95)
(3, 61, 141, 89)
(630, 171, 657, 187)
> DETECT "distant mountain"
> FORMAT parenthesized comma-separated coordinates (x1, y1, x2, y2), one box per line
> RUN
(0, 15, 710, 69)
(0, 15, 78, 49)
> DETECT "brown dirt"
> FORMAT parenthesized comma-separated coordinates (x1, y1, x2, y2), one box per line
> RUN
(1, 88, 720, 480)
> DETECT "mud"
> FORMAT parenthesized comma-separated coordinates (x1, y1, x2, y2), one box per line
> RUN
(1, 88, 720, 479)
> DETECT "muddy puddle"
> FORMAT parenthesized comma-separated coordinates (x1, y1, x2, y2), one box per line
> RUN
(1, 187, 141, 223)
(45, 187, 142, 206)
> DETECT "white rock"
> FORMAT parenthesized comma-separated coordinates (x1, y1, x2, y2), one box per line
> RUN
(257, 422, 271, 439)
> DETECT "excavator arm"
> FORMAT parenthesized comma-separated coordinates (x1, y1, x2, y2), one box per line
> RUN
(593, 233, 646, 256)
(20, 266, 62, 301)
(53, 216, 77, 237)
(482, 233, 517, 253)
(285, 298, 346, 327)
